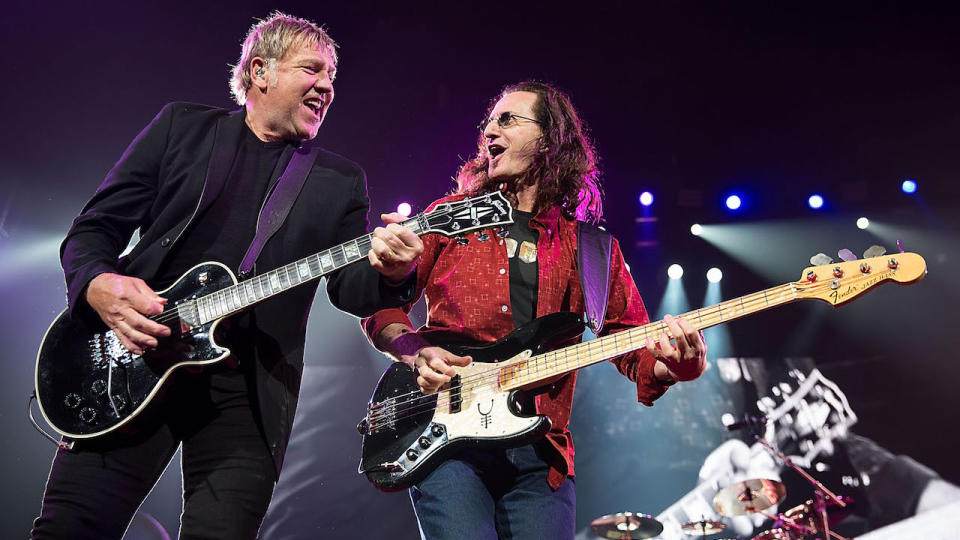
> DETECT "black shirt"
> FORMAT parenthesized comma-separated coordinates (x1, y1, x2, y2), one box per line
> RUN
(508, 210, 539, 328)
(157, 126, 292, 287)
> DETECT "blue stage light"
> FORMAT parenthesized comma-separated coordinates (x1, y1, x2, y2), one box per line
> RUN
(902, 179, 917, 194)
(725, 194, 742, 211)
(639, 191, 654, 206)
(808, 194, 824, 209)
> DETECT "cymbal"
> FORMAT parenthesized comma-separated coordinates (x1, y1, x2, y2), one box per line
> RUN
(590, 512, 664, 539)
(713, 479, 786, 516)
(782, 495, 855, 533)
(681, 519, 726, 535)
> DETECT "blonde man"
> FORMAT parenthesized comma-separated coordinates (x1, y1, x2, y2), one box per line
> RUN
(32, 12, 421, 539)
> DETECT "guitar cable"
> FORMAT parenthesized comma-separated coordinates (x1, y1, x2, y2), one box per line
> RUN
(27, 391, 75, 451)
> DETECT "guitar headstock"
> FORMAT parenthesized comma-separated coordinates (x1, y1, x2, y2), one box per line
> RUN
(417, 191, 514, 237)
(794, 252, 926, 306)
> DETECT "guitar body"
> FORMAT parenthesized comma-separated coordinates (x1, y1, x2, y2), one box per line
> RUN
(359, 311, 585, 491)
(35, 262, 236, 438)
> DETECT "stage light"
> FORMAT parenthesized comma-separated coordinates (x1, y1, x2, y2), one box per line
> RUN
(690, 224, 703, 236)
(667, 264, 684, 280)
(857, 217, 870, 230)
(639, 191, 654, 207)
(706, 267, 723, 283)
(807, 194, 824, 209)
(902, 179, 917, 194)
(397, 202, 412, 217)
(725, 194, 742, 211)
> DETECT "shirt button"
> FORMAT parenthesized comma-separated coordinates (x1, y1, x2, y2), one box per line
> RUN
(501, 305, 508, 312)
(160, 237, 171, 247)
(499, 268, 505, 275)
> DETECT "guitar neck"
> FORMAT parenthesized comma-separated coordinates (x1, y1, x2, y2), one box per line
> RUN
(194, 214, 428, 324)
(499, 282, 798, 390)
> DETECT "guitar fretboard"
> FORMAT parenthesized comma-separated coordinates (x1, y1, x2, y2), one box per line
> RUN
(499, 283, 799, 389)
(193, 215, 427, 324)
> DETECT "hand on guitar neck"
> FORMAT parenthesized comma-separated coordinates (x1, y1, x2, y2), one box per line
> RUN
(647, 314, 707, 384)
(367, 212, 424, 285)
(85, 272, 172, 355)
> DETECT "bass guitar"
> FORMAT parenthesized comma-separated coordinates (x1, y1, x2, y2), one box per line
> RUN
(358, 251, 926, 491)
(36, 192, 513, 439)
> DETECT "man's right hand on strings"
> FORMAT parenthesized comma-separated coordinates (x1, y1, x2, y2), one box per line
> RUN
(85, 272, 172, 354)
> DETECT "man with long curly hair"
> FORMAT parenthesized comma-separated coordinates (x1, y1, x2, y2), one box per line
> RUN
(362, 81, 707, 538)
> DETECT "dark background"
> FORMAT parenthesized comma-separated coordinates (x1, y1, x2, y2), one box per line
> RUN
(2, 1, 958, 538)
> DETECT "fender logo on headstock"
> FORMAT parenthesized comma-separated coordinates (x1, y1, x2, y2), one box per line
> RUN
(828, 269, 892, 304)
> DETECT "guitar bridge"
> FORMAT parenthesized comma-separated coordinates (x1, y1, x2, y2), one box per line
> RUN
(365, 397, 397, 434)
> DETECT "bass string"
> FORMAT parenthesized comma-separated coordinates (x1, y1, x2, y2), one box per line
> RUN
(366, 273, 874, 430)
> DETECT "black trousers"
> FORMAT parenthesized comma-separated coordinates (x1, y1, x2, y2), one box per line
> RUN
(31, 364, 277, 540)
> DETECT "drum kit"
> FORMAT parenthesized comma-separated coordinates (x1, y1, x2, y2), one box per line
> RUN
(590, 478, 854, 539)
(590, 435, 855, 539)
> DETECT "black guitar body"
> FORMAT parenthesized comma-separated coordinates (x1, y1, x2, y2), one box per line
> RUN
(35, 262, 236, 438)
(359, 311, 585, 491)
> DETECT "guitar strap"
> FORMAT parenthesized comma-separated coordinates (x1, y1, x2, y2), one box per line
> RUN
(576, 221, 614, 334)
(239, 144, 321, 277)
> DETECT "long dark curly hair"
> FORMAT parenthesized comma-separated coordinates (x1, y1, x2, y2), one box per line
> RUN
(455, 81, 604, 223)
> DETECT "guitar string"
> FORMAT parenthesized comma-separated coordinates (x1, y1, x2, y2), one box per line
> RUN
(368, 280, 804, 421)
(365, 279, 817, 429)
(370, 261, 904, 418)
(365, 287, 796, 429)
(113, 201, 482, 329)
(365, 269, 892, 431)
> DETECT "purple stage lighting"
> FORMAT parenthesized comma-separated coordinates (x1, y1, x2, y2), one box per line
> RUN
(397, 202, 412, 217)
(639, 191, 654, 206)
(902, 179, 917, 194)
(808, 194, 824, 209)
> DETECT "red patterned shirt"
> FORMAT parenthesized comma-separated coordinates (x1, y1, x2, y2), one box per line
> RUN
(361, 195, 670, 488)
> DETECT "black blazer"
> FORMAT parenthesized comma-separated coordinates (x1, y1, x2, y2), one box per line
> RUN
(60, 102, 411, 473)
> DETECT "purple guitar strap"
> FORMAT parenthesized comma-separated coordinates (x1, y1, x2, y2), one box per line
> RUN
(577, 221, 614, 335)
(239, 144, 321, 277)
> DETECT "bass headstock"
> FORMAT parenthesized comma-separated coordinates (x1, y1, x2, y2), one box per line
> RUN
(794, 252, 926, 306)
(417, 191, 514, 237)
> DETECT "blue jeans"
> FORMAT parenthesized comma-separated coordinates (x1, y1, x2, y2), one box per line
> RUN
(409, 442, 576, 540)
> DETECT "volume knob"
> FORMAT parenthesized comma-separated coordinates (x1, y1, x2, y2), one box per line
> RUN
(79, 407, 97, 424)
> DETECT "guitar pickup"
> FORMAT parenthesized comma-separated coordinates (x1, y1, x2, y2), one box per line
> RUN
(449, 375, 462, 413)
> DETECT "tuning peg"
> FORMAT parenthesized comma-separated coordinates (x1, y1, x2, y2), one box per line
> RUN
(897, 239, 905, 253)
(863, 245, 886, 258)
(837, 249, 857, 262)
(810, 253, 833, 266)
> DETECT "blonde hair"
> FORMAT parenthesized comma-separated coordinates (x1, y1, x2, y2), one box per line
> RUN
(230, 11, 338, 105)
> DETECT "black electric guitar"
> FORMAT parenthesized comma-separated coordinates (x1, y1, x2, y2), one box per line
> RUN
(358, 252, 926, 491)
(35, 192, 513, 439)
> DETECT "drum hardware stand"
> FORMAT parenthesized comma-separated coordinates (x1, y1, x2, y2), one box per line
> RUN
(752, 434, 850, 540)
